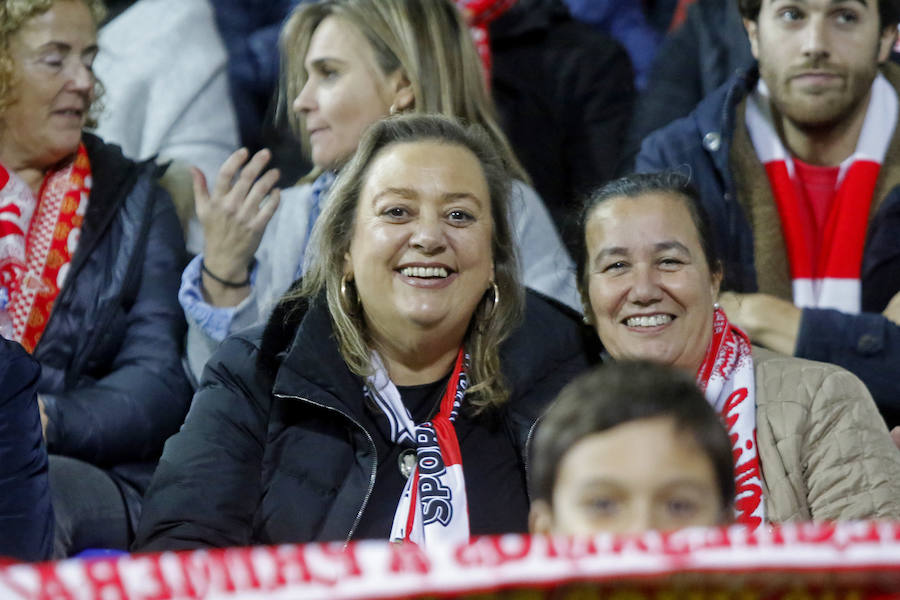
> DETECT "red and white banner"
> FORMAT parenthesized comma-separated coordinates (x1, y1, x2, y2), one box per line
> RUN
(3, 521, 900, 599)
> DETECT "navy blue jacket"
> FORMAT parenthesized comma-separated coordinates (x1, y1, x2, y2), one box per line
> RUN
(208, 0, 302, 149)
(624, 0, 752, 161)
(636, 66, 900, 426)
(562, 0, 660, 89)
(0, 338, 52, 562)
(36, 134, 193, 530)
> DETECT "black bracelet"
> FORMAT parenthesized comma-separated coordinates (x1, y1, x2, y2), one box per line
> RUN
(201, 260, 251, 288)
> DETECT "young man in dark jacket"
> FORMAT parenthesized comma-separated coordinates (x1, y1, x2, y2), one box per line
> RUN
(635, 0, 900, 426)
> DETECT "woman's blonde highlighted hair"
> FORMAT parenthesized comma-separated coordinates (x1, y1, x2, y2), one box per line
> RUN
(295, 114, 524, 412)
(278, 0, 528, 183)
(0, 0, 106, 124)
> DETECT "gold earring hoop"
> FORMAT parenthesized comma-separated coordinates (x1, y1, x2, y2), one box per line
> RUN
(389, 103, 398, 116)
(340, 273, 360, 315)
(486, 281, 500, 321)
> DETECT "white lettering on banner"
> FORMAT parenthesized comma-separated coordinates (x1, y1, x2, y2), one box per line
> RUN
(2, 522, 900, 599)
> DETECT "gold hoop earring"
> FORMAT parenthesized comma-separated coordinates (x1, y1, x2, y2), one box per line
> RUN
(340, 273, 360, 315)
(486, 281, 500, 321)
(389, 103, 398, 116)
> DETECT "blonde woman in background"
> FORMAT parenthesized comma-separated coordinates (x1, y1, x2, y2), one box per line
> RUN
(180, 0, 579, 380)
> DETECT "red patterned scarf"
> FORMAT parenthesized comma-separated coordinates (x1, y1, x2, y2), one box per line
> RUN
(745, 75, 897, 313)
(0, 145, 91, 351)
(455, 0, 517, 83)
(696, 308, 765, 529)
(365, 348, 470, 547)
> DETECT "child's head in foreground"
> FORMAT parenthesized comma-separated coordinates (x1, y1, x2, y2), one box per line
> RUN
(529, 361, 735, 535)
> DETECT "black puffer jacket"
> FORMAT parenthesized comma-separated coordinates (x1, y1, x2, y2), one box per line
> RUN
(36, 133, 192, 530)
(134, 291, 593, 550)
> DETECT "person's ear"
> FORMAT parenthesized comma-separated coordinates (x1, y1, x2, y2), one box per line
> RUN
(390, 70, 415, 112)
(528, 500, 555, 534)
(743, 18, 760, 60)
(710, 264, 723, 301)
(878, 24, 897, 63)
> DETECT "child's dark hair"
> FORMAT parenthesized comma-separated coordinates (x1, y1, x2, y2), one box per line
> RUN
(529, 361, 735, 515)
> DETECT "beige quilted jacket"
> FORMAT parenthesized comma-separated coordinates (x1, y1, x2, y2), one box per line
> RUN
(753, 347, 900, 522)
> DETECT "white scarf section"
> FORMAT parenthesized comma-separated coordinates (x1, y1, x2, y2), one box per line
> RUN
(697, 309, 765, 529)
(364, 349, 470, 547)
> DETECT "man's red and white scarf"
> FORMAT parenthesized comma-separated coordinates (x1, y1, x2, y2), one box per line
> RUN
(454, 0, 517, 83)
(696, 308, 765, 529)
(366, 348, 470, 547)
(0, 145, 90, 352)
(745, 74, 897, 313)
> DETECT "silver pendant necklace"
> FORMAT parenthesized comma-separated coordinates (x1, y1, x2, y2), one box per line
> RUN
(398, 448, 417, 479)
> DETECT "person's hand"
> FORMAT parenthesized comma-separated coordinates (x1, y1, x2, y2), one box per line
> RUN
(718, 292, 801, 355)
(38, 395, 48, 439)
(196, 148, 281, 306)
(884, 291, 900, 326)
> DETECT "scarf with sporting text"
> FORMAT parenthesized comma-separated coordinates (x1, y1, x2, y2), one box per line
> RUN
(365, 347, 470, 547)
(696, 308, 765, 529)
(745, 74, 898, 312)
(454, 0, 517, 83)
(0, 145, 90, 351)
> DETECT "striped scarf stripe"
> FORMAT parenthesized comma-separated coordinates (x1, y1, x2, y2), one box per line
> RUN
(745, 75, 897, 313)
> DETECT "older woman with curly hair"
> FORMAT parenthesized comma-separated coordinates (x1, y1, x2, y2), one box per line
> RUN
(0, 0, 191, 556)
(135, 114, 590, 550)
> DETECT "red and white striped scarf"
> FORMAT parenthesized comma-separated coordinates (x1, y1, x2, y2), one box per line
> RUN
(454, 0, 517, 84)
(696, 308, 765, 529)
(366, 347, 470, 547)
(0, 145, 90, 351)
(745, 75, 897, 313)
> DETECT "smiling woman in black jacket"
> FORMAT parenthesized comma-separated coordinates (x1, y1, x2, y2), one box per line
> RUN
(135, 115, 590, 550)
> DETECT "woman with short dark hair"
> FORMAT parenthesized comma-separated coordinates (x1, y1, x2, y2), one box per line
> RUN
(578, 171, 900, 524)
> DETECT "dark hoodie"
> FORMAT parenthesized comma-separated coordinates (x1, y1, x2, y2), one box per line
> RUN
(489, 0, 635, 253)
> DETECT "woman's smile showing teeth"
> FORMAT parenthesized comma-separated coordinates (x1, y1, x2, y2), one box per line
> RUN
(624, 314, 673, 328)
(400, 266, 449, 278)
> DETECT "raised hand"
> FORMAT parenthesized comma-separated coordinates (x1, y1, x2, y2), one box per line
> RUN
(195, 148, 281, 306)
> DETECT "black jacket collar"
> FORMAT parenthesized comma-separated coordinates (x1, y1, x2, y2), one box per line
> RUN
(260, 287, 596, 428)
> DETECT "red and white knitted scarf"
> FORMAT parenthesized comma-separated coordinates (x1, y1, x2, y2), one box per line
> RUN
(745, 75, 897, 313)
(696, 308, 765, 529)
(366, 348, 470, 547)
(455, 0, 517, 83)
(0, 145, 90, 351)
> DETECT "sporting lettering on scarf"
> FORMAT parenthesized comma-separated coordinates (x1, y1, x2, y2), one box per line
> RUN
(367, 348, 472, 546)
(416, 426, 454, 526)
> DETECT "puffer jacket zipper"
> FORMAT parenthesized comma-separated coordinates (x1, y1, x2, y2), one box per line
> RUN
(274, 393, 378, 546)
